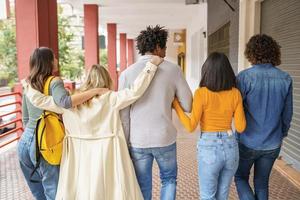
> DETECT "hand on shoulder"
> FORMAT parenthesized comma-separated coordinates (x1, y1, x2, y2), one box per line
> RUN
(150, 55, 164, 66)
(172, 97, 180, 108)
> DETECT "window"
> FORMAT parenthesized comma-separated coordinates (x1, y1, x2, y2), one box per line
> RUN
(208, 22, 230, 57)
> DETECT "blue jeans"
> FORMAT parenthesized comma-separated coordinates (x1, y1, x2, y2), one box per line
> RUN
(129, 142, 177, 200)
(18, 127, 60, 200)
(234, 143, 280, 200)
(197, 132, 239, 200)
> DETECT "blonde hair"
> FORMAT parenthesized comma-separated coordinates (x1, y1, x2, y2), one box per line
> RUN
(77, 64, 113, 107)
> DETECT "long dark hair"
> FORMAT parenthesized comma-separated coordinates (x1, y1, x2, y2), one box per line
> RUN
(28, 47, 54, 92)
(200, 52, 236, 92)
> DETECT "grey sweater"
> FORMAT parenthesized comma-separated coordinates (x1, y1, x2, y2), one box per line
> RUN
(119, 55, 192, 148)
(22, 79, 72, 129)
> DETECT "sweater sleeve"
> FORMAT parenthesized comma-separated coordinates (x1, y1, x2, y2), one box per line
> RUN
(22, 95, 29, 127)
(234, 89, 246, 133)
(174, 67, 193, 112)
(50, 79, 72, 109)
(173, 89, 203, 132)
(23, 81, 64, 114)
(118, 72, 131, 142)
(111, 61, 158, 110)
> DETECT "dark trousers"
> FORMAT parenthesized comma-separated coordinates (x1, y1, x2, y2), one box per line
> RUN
(234, 143, 280, 200)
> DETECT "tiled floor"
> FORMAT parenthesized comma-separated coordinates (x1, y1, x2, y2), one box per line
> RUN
(1, 127, 300, 200)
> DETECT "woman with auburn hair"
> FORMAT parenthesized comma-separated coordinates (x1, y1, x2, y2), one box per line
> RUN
(23, 56, 163, 200)
(173, 52, 246, 200)
(19, 47, 107, 200)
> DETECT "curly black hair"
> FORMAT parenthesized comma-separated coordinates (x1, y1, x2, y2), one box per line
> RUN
(245, 34, 281, 66)
(136, 25, 168, 55)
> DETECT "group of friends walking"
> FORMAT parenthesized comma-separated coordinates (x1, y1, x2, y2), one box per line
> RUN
(18, 25, 293, 200)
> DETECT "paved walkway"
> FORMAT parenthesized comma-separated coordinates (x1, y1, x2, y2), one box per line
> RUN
(1, 121, 300, 200)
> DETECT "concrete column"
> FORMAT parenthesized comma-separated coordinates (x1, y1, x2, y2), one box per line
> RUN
(238, 0, 264, 72)
(107, 23, 118, 90)
(6, 0, 10, 18)
(84, 4, 99, 71)
(127, 39, 134, 66)
(15, 0, 59, 80)
(119, 33, 127, 72)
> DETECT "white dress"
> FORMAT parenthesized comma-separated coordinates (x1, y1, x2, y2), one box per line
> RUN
(23, 62, 158, 200)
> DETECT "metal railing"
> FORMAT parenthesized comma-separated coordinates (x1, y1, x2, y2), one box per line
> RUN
(0, 81, 76, 149)
(0, 92, 23, 148)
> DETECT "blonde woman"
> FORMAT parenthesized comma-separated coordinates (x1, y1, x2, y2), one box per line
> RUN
(22, 56, 163, 200)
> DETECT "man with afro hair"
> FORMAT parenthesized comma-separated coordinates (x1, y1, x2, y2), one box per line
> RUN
(119, 25, 192, 200)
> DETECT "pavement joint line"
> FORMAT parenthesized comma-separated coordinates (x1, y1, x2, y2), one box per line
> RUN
(274, 158, 300, 189)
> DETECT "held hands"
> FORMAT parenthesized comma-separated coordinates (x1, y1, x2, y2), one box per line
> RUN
(150, 55, 164, 66)
(172, 97, 180, 109)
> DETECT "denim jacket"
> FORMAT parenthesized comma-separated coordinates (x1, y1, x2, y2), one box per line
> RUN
(236, 63, 293, 150)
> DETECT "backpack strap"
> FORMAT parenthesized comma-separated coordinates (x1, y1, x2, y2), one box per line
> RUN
(30, 117, 43, 182)
(30, 76, 55, 182)
(44, 76, 55, 96)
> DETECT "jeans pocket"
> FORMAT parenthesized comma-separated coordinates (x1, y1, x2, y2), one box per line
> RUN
(129, 148, 146, 162)
(265, 147, 281, 159)
(157, 143, 177, 162)
(238, 143, 255, 160)
(198, 146, 217, 165)
(226, 142, 239, 170)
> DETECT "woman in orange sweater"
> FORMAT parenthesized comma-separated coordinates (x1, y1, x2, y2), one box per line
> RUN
(173, 52, 246, 200)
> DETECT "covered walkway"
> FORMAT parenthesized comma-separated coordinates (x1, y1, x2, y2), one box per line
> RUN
(1, 119, 300, 200)
(1, 1, 300, 199)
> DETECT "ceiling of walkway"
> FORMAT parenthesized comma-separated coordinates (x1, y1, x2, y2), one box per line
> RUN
(59, 0, 204, 38)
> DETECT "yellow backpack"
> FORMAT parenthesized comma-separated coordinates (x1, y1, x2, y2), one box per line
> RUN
(35, 76, 65, 165)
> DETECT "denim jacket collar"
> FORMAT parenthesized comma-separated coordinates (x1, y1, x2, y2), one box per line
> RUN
(252, 63, 274, 69)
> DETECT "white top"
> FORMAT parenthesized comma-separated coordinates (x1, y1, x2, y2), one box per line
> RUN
(23, 62, 157, 200)
(119, 55, 192, 148)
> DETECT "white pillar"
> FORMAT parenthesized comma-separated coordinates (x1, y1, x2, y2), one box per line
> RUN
(238, 0, 264, 72)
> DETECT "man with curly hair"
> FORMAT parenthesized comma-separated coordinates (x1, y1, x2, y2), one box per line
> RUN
(119, 25, 192, 200)
(234, 34, 293, 200)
